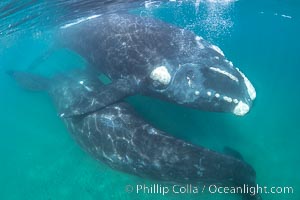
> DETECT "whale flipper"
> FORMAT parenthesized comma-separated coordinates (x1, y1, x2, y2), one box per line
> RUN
(59, 78, 139, 118)
(6, 70, 50, 91)
(6, 69, 139, 118)
(27, 46, 57, 71)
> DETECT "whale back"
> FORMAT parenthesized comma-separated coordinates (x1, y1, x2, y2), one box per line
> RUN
(58, 14, 199, 80)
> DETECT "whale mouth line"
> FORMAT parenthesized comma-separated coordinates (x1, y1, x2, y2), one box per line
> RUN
(169, 63, 253, 116)
(206, 90, 238, 103)
(203, 90, 250, 116)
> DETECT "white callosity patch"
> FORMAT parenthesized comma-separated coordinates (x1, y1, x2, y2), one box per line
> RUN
(186, 76, 192, 87)
(233, 101, 250, 116)
(150, 66, 171, 85)
(206, 89, 251, 116)
(195, 36, 203, 41)
(209, 67, 239, 82)
(225, 59, 234, 67)
(210, 44, 224, 56)
(195, 90, 200, 96)
(148, 127, 158, 135)
(236, 68, 256, 100)
(233, 99, 239, 104)
(223, 96, 233, 103)
(195, 36, 205, 49)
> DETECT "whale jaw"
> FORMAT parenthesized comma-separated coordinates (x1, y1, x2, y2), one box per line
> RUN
(150, 61, 256, 116)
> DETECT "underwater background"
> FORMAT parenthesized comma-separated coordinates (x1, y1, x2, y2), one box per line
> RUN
(0, 0, 299, 199)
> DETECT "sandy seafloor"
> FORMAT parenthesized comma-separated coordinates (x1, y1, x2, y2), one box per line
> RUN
(0, 0, 299, 199)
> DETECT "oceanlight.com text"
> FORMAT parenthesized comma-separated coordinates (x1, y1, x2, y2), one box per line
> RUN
(125, 184, 294, 196)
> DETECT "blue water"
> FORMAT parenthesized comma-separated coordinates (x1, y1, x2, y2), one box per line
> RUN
(0, 0, 299, 199)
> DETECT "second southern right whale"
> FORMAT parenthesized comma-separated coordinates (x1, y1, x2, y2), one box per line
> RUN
(30, 13, 256, 118)
(8, 69, 261, 200)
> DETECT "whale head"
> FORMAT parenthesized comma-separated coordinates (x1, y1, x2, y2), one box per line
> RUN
(147, 43, 256, 116)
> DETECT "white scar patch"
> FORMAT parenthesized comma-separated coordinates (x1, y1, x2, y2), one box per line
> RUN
(195, 36, 203, 41)
(79, 80, 92, 92)
(233, 101, 250, 116)
(207, 91, 212, 96)
(209, 67, 239, 82)
(223, 96, 233, 103)
(236, 68, 256, 100)
(186, 76, 192, 87)
(210, 45, 224, 56)
(60, 14, 101, 29)
(150, 66, 171, 85)
(225, 59, 234, 67)
(84, 85, 92, 92)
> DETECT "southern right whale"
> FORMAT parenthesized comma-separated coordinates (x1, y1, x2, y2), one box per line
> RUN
(30, 13, 256, 118)
(8, 69, 261, 200)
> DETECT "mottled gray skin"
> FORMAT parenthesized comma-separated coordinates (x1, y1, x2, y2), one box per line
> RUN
(8, 70, 260, 200)
(57, 14, 256, 117)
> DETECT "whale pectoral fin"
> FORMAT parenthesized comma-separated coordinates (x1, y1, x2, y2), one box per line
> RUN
(6, 70, 50, 91)
(27, 46, 57, 71)
(60, 78, 139, 118)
